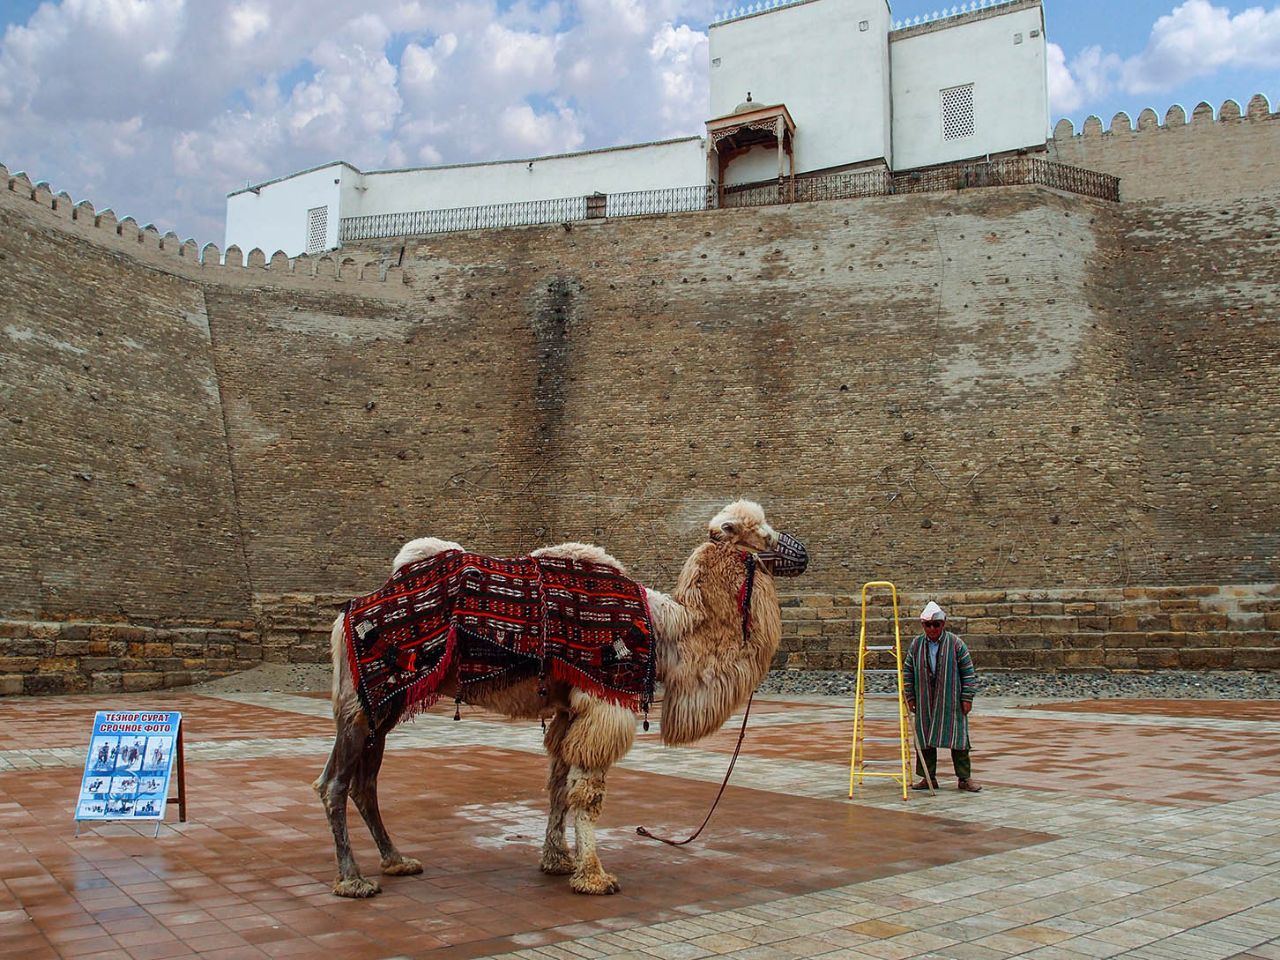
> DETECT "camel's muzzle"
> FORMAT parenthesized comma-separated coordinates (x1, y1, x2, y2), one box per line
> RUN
(759, 533, 808, 577)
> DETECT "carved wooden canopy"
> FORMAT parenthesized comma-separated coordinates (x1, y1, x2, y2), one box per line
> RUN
(706, 102, 796, 161)
(705, 102, 796, 205)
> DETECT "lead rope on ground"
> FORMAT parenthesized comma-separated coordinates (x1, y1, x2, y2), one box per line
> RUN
(638, 548, 758, 846)
(635, 692, 755, 846)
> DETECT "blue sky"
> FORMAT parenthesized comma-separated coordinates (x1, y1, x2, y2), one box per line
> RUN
(0, 0, 1274, 244)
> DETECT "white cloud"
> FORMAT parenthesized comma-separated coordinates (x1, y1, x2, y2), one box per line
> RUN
(486, 24, 558, 83)
(498, 102, 585, 154)
(401, 33, 456, 89)
(107, 115, 144, 156)
(1052, 1, 1280, 110)
(0, 0, 714, 242)
(649, 22, 708, 135)
(1121, 0, 1280, 93)
(1071, 45, 1125, 102)
(1046, 42, 1082, 114)
(581, 0, 649, 35)
(229, 3, 270, 46)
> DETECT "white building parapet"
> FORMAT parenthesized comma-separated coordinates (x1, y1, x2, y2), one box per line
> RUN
(891, 0, 1021, 30)
(715, 0, 1020, 29)
(714, 0, 812, 26)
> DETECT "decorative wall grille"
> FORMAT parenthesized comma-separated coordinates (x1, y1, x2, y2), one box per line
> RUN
(306, 205, 329, 254)
(941, 84, 976, 140)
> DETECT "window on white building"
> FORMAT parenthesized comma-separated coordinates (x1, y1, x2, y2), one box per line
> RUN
(306, 205, 329, 254)
(940, 84, 975, 141)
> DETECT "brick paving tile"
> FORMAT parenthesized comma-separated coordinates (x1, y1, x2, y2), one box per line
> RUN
(0, 694, 328, 750)
(693, 712, 1280, 807)
(0, 692, 1274, 959)
(123, 940, 196, 960)
(1021, 700, 1280, 722)
(1005, 923, 1074, 945)
(844, 921, 911, 939)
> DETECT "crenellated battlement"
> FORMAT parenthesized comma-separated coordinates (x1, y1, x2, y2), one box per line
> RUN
(1048, 94, 1277, 202)
(1, 162, 409, 297)
(1051, 93, 1275, 140)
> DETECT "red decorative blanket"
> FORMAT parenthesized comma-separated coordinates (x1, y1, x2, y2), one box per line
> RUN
(342, 550, 655, 723)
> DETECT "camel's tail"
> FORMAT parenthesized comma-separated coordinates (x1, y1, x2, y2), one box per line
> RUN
(328, 611, 365, 724)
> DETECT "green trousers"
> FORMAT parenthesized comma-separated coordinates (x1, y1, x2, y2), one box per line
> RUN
(916, 747, 972, 781)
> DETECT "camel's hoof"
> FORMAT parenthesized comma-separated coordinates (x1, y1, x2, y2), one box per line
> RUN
(570, 871, 620, 895)
(540, 854, 575, 876)
(332, 876, 381, 898)
(381, 856, 423, 876)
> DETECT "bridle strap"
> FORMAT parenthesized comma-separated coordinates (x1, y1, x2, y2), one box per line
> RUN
(739, 552, 756, 645)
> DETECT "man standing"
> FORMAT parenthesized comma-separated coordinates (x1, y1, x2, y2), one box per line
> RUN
(903, 601, 981, 793)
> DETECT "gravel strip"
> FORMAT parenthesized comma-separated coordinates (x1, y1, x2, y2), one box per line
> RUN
(187, 662, 333, 694)
(757, 668, 1280, 700)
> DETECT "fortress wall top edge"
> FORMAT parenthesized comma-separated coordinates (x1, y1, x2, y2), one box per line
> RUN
(0, 161, 409, 298)
(1051, 93, 1275, 139)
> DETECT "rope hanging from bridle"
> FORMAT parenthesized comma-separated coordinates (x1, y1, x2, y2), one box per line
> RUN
(636, 552, 757, 846)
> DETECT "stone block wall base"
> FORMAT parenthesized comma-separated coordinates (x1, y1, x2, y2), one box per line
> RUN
(4, 583, 1277, 696)
(252, 594, 348, 665)
(778, 583, 1280, 672)
(0, 618, 259, 696)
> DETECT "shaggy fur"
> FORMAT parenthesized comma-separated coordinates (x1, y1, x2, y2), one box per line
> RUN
(391, 536, 464, 574)
(315, 499, 795, 898)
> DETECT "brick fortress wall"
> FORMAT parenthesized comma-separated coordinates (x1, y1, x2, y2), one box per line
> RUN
(1, 96, 1277, 691)
(1048, 95, 1277, 202)
(0, 170, 408, 693)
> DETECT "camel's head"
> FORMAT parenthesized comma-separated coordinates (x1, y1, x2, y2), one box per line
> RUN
(707, 500, 808, 577)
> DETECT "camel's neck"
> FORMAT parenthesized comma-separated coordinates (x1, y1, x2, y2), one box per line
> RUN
(651, 543, 783, 746)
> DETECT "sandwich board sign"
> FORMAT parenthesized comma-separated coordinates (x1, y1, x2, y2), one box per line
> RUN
(76, 711, 185, 831)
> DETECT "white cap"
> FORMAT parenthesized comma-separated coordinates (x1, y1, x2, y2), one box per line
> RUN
(919, 601, 946, 622)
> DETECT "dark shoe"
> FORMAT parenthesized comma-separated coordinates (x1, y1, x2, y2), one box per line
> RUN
(957, 779, 983, 793)
(911, 778, 938, 791)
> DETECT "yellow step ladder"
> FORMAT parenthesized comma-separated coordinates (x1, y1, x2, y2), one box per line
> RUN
(848, 581, 916, 801)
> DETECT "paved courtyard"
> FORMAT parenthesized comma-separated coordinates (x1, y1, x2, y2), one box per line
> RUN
(0, 688, 1277, 960)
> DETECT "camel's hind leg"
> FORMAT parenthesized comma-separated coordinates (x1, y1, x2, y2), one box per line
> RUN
(540, 709, 574, 875)
(350, 726, 423, 877)
(557, 692, 636, 895)
(314, 712, 381, 898)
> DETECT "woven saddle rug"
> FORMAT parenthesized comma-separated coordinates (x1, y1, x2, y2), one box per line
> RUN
(343, 550, 655, 723)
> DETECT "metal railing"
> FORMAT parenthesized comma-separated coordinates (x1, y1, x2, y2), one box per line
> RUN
(341, 196, 587, 241)
(890, 157, 1119, 201)
(605, 184, 712, 218)
(714, 168, 891, 209)
(339, 158, 1118, 242)
(795, 167, 894, 203)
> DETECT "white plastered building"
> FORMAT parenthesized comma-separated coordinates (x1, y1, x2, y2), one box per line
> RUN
(225, 0, 1047, 257)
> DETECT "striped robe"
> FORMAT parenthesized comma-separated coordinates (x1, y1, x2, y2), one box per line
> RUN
(903, 630, 976, 751)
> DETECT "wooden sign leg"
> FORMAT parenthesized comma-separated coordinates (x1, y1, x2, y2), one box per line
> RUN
(167, 723, 187, 823)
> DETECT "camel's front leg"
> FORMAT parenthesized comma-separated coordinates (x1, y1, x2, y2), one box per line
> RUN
(314, 715, 381, 898)
(350, 729, 423, 878)
(567, 766, 619, 894)
(540, 711, 574, 875)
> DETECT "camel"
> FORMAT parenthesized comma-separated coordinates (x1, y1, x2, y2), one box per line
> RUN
(314, 499, 808, 898)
